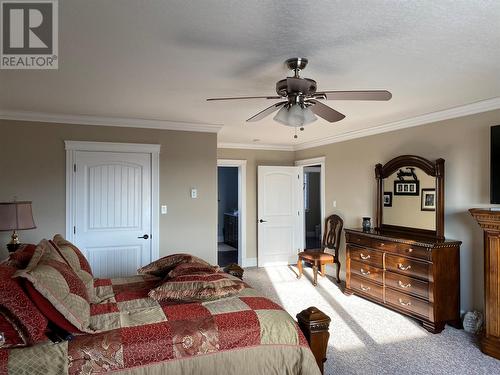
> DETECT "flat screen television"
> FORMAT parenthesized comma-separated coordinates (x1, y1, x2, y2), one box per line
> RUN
(492, 125, 500, 204)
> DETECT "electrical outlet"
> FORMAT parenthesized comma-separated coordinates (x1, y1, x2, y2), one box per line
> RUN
(333, 200, 337, 208)
(161, 205, 167, 214)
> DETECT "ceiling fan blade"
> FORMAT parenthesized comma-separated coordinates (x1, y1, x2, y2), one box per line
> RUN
(207, 95, 281, 101)
(307, 99, 345, 123)
(246, 101, 287, 122)
(316, 90, 392, 101)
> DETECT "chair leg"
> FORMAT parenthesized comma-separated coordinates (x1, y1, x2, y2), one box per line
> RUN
(313, 262, 318, 286)
(320, 263, 326, 277)
(297, 259, 303, 279)
(336, 260, 341, 283)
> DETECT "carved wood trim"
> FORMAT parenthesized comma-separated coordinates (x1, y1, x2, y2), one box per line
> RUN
(296, 306, 331, 374)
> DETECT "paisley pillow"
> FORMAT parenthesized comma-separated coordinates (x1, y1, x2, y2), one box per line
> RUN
(138, 253, 211, 277)
(149, 273, 245, 302)
(167, 262, 220, 278)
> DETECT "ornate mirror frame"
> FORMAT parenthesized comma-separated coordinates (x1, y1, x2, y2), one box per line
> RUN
(375, 155, 445, 240)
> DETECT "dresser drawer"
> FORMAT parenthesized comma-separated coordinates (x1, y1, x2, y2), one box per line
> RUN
(394, 243, 431, 261)
(347, 234, 372, 248)
(350, 260, 383, 284)
(385, 271, 429, 300)
(385, 254, 430, 280)
(385, 289, 430, 319)
(350, 274, 383, 301)
(371, 238, 397, 252)
(348, 246, 383, 268)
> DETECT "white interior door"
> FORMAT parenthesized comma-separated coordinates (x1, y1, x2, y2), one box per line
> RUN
(74, 151, 152, 277)
(258, 166, 303, 267)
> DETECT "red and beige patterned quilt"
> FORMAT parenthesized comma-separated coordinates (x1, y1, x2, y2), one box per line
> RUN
(1, 274, 320, 375)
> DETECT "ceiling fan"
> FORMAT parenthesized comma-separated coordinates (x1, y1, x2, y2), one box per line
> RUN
(207, 58, 392, 138)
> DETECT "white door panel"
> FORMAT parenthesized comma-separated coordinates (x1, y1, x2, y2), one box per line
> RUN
(258, 166, 302, 267)
(74, 151, 152, 277)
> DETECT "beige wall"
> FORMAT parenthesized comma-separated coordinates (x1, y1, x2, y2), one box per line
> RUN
(0, 120, 218, 264)
(217, 148, 296, 262)
(295, 109, 500, 312)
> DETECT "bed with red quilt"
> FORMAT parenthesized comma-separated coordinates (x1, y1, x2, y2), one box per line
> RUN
(1, 272, 322, 374)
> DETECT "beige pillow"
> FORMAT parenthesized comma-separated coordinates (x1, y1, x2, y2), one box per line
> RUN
(52, 234, 96, 302)
(15, 240, 93, 333)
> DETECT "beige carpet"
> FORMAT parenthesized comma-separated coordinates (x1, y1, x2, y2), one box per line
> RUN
(243, 266, 500, 375)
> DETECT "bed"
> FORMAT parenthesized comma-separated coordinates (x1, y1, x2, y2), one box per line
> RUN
(1, 271, 330, 374)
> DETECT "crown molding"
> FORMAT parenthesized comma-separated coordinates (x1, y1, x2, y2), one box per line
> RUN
(0, 109, 223, 133)
(294, 97, 500, 151)
(217, 142, 294, 151)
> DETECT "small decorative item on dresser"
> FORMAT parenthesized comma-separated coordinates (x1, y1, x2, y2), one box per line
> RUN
(0, 201, 36, 252)
(223, 263, 244, 279)
(362, 217, 371, 232)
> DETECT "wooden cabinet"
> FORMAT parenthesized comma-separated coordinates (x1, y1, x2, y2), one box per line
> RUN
(469, 208, 500, 360)
(345, 228, 461, 333)
(223, 213, 238, 249)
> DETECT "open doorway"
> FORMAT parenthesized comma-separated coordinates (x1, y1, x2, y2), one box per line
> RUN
(296, 157, 326, 251)
(304, 166, 322, 248)
(217, 166, 239, 266)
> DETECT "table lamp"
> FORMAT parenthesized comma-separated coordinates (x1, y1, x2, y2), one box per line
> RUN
(0, 201, 36, 252)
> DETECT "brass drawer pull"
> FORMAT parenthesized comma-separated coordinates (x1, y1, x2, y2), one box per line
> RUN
(360, 268, 370, 276)
(407, 248, 413, 253)
(360, 253, 371, 260)
(398, 298, 412, 306)
(398, 280, 412, 289)
(360, 284, 371, 292)
(380, 243, 385, 246)
(398, 263, 412, 271)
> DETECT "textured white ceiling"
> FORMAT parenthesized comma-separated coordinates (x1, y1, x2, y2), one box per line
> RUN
(1, 0, 499, 146)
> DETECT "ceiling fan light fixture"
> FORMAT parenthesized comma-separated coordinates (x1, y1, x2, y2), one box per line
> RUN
(273, 104, 317, 127)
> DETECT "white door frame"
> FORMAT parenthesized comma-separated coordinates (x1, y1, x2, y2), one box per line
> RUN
(295, 156, 326, 249)
(217, 159, 247, 267)
(65, 141, 161, 261)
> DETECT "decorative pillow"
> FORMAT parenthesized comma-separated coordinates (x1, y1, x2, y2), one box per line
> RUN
(0, 310, 27, 348)
(167, 262, 220, 278)
(0, 263, 47, 345)
(148, 273, 245, 302)
(7, 243, 37, 269)
(51, 235, 95, 302)
(15, 240, 92, 334)
(138, 253, 212, 277)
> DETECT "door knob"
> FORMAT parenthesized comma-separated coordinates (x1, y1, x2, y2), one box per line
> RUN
(138, 234, 149, 240)
(259, 219, 267, 223)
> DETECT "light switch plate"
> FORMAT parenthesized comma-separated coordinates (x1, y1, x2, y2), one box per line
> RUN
(191, 188, 198, 199)
(161, 205, 167, 214)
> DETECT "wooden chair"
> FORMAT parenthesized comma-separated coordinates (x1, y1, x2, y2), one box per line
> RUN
(297, 214, 343, 286)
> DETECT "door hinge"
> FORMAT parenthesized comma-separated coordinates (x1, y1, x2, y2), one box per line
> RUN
(73, 164, 76, 172)
(298, 211, 300, 216)
(298, 174, 300, 179)
(73, 226, 76, 234)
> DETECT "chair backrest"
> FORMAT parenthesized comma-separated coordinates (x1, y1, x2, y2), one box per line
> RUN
(322, 214, 343, 257)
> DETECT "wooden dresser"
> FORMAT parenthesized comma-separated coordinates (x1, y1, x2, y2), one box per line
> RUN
(345, 228, 461, 333)
(470, 208, 500, 359)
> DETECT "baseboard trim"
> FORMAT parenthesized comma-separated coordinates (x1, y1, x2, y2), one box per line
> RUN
(242, 257, 257, 268)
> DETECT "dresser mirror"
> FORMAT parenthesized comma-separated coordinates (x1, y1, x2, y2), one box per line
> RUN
(375, 155, 445, 240)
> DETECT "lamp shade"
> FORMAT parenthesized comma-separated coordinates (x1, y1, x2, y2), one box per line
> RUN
(0, 201, 36, 231)
(273, 104, 317, 127)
